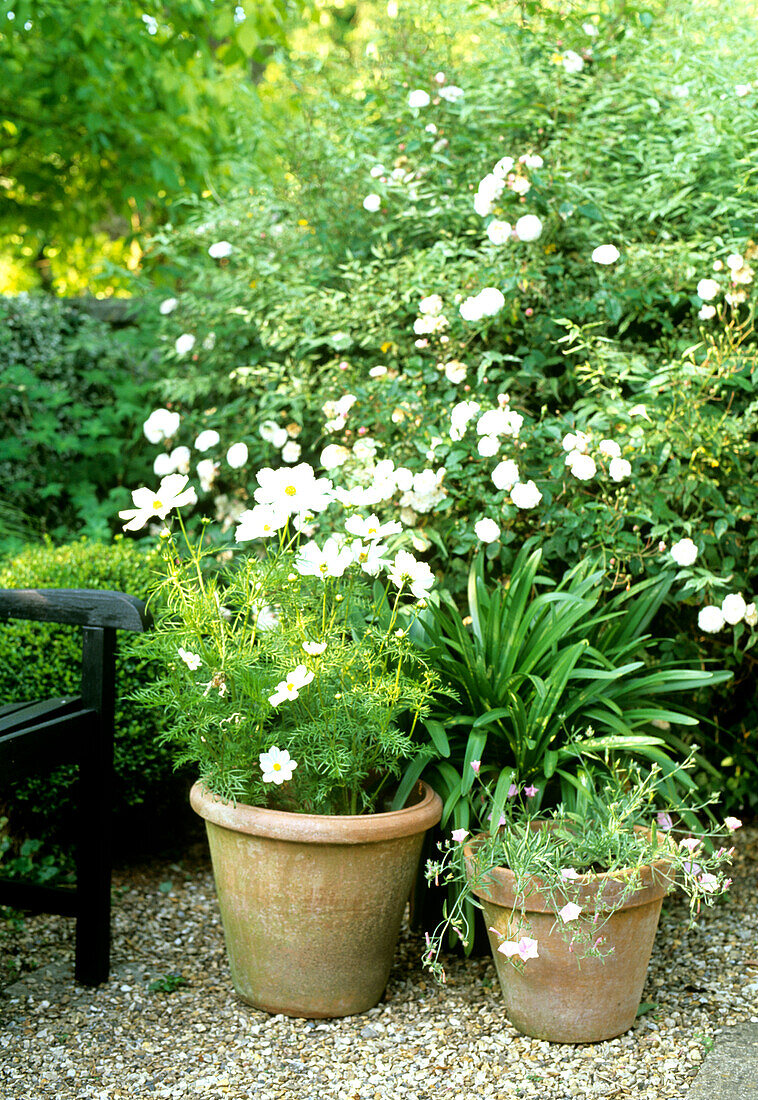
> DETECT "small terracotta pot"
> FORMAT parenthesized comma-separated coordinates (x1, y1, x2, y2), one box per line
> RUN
(190, 780, 442, 1018)
(466, 834, 674, 1043)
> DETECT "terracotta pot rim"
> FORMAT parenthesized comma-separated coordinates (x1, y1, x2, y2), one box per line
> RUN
(190, 780, 442, 843)
(464, 826, 674, 912)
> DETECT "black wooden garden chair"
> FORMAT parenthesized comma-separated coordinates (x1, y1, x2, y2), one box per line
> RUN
(0, 589, 150, 985)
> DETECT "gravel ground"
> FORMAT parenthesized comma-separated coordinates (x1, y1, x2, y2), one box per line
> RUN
(1, 827, 757, 1100)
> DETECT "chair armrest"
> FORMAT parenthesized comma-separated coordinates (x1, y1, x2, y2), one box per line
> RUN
(0, 589, 150, 631)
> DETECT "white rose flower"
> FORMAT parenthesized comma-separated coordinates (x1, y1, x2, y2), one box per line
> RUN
(143, 408, 181, 444)
(169, 445, 191, 474)
(439, 85, 464, 102)
(582, 21, 598, 35)
(370, 164, 385, 178)
(320, 444, 351, 470)
(208, 241, 233, 259)
(608, 457, 631, 482)
(598, 439, 621, 458)
(369, 365, 388, 377)
(459, 295, 484, 322)
(394, 466, 414, 491)
(196, 458, 219, 492)
(698, 304, 716, 320)
(698, 605, 725, 633)
(722, 592, 747, 625)
(281, 441, 302, 463)
(514, 214, 543, 242)
(153, 452, 176, 478)
(592, 244, 620, 265)
(178, 647, 202, 671)
(492, 459, 520, 491)
(744, 603, 758, 627)
(568, 453, 597, 480)
(475, 517, 500, 543)
(510, 176, 531, 196)
(226, 442, 249, 469)
(486, 219, 512, 245)
(444, 360, 467, 384)
(259, 420, 289, 448)
(363, 193, 381, 212)
(159, 297, 178, 315)
(523, 153, 544, 169)
(510, 480, 542, 509)
(175, 333, 196, 356)
(727, 253, 744, 270)
(195, 429, 221, 452)
(492, 156, 515, 178)
(419, 293, 444, 315)
(477, 434, 500, 457)
(562, 431, 590, 453)
(697, 278, 720, 301)
(735, 84, 751, 97)
(670, 538, 698, 567)
(408, 89, 431, 108)
(562, 50, 584, 73)
(477, 287, 505, 316)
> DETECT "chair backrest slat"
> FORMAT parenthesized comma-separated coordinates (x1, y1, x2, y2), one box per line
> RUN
(0, 589, 149, 632)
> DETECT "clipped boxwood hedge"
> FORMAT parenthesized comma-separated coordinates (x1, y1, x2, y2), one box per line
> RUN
(0, 537, 192, 855)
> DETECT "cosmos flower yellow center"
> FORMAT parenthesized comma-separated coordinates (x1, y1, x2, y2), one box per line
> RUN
(285, 484, 297, 496)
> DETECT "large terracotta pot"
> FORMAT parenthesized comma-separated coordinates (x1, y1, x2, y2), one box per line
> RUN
(190, 780, 442, 1018)
(466, 836, 673, 1043)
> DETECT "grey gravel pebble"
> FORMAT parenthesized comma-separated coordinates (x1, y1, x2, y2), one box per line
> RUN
(1, 828, 756, 1100)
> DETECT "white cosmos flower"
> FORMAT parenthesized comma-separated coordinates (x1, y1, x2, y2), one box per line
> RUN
(153, 452, 175, 478)
(159, 297, 178, 315)
(144, 408, 181, 443)
(561, 50, 584, 73)
(514, 214, 543, 242)
(226, 441, 248, 468)
(269, 667, 314, 708)
(208, 241, 233, 259)
(363, 193, 381, 212)
(296, 536, 354, 579)
(345, 514, 402, 541)
(510, 480, 542, 509)
(722, 592, 747, 625)
(195, 429, 220, 452)
(697, 278, 720, 301)
(178, 647, 202, 670)
(486, 219, 512, 245)
(492, 459, 520, 491)
(119, 474, 198, 531)
(260, 420, 289, 449)
(670, 538, 698, 567)
(609, 457, 631, 482)
(592, 244, 620, 265)
(175, 333, 196, 356)
(302, 640, 327, 656)
(281, 441, 302, 463)
(259, 745, 299, 781)
(154, 446, 190, 477)
(408, 89, 431, 108)
(235, 503, 288, 542)
(598, 439, 621, 458)
(387, 550, 435, 599)
(568, 452, 597, 480)
(698, 605, 725, 633)
(255, 464, 333, 516)
(475, 517, 500, 543)
(196, 458, 219, 492)
(352, 540, 391, 576)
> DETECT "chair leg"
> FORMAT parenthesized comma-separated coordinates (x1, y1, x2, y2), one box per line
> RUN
(75, 627, 116, 985)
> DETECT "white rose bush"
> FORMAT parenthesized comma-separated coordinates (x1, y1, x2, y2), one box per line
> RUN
(133, 0, 758, 810)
